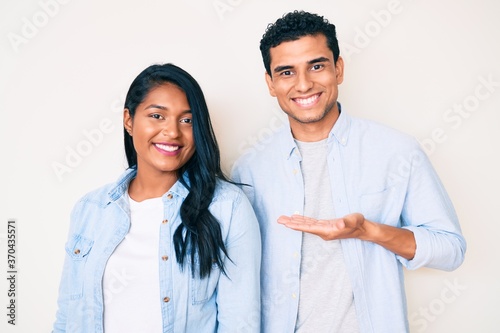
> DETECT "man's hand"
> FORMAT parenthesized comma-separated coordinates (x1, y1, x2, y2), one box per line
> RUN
(277, 213, 367, 241)
(277, 213, 416, 260)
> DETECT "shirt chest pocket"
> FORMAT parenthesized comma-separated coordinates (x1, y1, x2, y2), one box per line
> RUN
(190, 258, 222, 305)
(64, 234, 94, 299)
(359, 186, 404, 226)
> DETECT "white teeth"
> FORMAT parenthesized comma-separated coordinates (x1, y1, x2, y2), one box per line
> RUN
(295, 94, 319, 106)
(155, 143, 179, 152)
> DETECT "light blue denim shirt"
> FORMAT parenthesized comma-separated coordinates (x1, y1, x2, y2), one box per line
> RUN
(231, 108, 466, 333)
(53, 168, 261, 333)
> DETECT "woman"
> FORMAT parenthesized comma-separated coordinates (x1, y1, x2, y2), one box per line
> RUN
(53, 63, 261, 333)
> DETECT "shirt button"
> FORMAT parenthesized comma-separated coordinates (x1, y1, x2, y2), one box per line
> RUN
(166, 193, 173, 200)
(292, 293, 297, 299)
(293, 169, 298, 175)
(162, 255, 169, 261)
(163, 296, 171, 303)
(162, 219, 168, 224)
(74, 249, 80, 255)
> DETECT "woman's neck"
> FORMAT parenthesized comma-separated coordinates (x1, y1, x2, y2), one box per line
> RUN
(128, 168, 178, 202)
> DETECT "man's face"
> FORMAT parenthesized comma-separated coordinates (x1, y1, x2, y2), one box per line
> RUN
(265, 34, 344, 138)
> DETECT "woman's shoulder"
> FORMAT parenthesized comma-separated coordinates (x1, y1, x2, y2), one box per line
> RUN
(74, 168, 135, 208)
(72, 183, 116, 211)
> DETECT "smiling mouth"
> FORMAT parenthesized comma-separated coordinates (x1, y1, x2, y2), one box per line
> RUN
(293, 93, 321, 107)
(155, 143, 180, 152)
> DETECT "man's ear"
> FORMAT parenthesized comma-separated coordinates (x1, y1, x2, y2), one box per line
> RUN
(265, 72, 277, 97)
(335, 56, 345, 85)
(123, 108, 133, 135)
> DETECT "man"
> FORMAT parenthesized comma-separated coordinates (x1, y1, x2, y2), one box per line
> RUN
(231, 10, 466, 333)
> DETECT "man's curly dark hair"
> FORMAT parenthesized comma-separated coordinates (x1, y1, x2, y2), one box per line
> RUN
(260, 10, 340, 76)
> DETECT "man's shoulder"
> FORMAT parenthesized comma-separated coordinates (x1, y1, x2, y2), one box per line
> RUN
(351, 115, 419, 150)
(212, 179, 246, 203)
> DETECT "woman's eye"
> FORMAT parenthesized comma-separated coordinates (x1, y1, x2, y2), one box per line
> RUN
(151, 114, 163, 120)
(180, 118, 193, 124)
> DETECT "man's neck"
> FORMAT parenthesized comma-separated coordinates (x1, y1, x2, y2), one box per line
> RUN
(290, 107, 340, 142)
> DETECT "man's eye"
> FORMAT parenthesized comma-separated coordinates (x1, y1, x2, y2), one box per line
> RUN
(280, 70, 292, 76)
(312, 64, 323, 71)
(151, 114, 163, 119)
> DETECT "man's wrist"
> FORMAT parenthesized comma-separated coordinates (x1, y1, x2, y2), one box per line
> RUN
(358, 217, 377, 242)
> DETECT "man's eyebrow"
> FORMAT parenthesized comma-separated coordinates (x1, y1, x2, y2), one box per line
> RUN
(273, 65, 293, 74)
(308, 56, 330, 64)
(273, 57, 331, 74)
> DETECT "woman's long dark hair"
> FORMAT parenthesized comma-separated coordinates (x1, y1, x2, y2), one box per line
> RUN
(124, 63, 230, 278)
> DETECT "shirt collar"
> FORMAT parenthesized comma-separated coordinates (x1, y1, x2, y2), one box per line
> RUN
(167, 175, 190, 200)
(328, 103, 351, 147)
(108, 167, 137, 201)
(280, 102, 351, 159)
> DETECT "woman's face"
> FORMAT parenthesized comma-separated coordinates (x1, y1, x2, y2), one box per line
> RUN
(124, 83, 195, 177)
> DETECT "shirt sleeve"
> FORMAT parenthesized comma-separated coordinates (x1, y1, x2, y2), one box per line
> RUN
(398, 146, 466, 271)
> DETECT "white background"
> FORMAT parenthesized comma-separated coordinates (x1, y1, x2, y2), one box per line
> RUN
(1, 0, 499, 332)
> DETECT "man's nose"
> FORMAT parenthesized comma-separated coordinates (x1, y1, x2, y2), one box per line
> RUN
(295, 71, 313, 92)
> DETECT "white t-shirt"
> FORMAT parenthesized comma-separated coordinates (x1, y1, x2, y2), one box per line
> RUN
(102, 194, 163, 333)
(294, 139, 359, 333)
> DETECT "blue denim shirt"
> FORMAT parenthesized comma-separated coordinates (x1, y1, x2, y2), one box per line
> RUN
(231, 109, 466, 333)
(53, 168, 261, 333)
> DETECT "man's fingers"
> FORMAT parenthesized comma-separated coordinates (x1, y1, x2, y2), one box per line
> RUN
(290, 214, 317, 224)
(277, 215, 292, 224)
